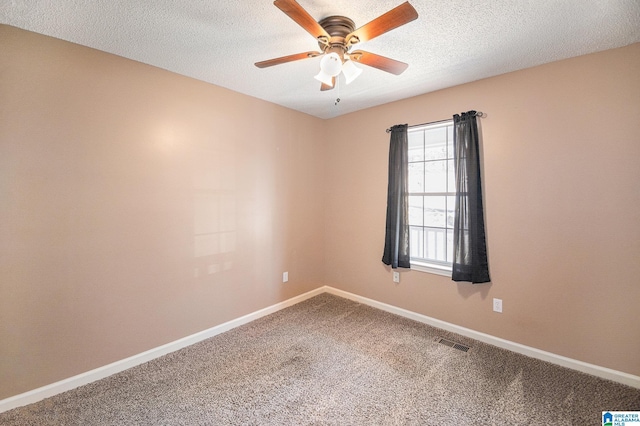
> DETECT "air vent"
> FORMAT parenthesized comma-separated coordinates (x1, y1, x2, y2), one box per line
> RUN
(435, 337, 470, 353)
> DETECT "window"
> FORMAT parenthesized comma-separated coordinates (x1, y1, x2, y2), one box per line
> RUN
(408, 121, 455, 275)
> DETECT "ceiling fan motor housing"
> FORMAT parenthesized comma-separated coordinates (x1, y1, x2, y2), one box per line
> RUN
(317, 16, 357, 59)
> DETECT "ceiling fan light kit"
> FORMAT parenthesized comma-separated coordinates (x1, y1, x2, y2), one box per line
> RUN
(314, 52, 360, 87)
(255, 0, 418, 91)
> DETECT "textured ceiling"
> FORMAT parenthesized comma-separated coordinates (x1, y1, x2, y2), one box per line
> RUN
(2, 0, 639, 119)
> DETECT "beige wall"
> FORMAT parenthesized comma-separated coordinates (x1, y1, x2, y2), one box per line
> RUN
(0, 25, 326, 400)
(324, 43, 640, 377)
(1, 23, 639, 401)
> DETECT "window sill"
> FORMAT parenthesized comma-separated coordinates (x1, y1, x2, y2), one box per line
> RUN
(410, 262, 452, 277)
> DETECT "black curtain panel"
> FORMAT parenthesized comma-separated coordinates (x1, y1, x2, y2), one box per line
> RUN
(452, 111, 491, 283)
(382, 124, 410, 269)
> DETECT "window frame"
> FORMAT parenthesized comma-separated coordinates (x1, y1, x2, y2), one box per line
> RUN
(407, 119, 455, 276)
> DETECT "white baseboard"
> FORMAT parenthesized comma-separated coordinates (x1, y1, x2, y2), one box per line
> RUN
(0, 287, 325, 414)
(323, 286, 640, 389)
(2, 284, 638, 414)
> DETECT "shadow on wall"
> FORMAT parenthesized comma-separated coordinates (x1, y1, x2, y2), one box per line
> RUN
(456, 280, 492, 300)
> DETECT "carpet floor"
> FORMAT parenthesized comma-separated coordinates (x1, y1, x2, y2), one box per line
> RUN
(1, 293, 638, 425)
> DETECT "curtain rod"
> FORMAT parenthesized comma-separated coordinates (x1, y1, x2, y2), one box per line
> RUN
(385, 111, 484, 133)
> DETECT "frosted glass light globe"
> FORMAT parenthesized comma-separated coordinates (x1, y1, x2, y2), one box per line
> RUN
(342, 60, 362, 84)
(319, 52, 342, 77)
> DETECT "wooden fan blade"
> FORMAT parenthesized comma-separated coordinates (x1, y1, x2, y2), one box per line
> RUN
(274, 0, 330, 42)
(320, 77, 336, 91)
(349, 50, 409, 75)
(255, 51, 322, 68)
(346, 2, 418, 45)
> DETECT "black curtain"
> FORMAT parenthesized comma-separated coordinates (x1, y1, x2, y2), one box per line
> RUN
(452, 111, 490, 283)
(382, 124, 410, 269)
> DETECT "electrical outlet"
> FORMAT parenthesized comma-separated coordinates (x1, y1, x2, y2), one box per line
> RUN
(393, 271, 400, 283)
(283, 272, 288, 283)
(493, 298, 503, 313)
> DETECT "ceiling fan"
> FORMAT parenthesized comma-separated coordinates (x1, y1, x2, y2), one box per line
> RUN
(255, 0, 418, 91)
